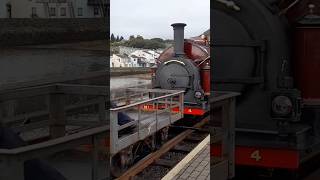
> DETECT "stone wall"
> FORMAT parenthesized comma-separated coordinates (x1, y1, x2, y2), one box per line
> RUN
(0, 18, 108, 46)
(110, 67, 151, 77)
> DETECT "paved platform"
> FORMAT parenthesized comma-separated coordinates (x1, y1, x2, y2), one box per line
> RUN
(162, 135, 210, 180)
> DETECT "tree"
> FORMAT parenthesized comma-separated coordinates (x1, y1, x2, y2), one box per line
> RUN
(129, 35, 135, 41)
(124, 37, 166, 49)
(151, 38, 164, 43)
(136, 35, 144, 40)
(116, 35, 120, 42)
(120, 36, 124, 41)
(110, 33, 115, 42)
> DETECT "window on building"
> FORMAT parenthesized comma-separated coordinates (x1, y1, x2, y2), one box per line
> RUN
(49, 7, 56, 16)
(60, 7, 66, 16)
(78, 8, 83, 16)
(31, 7, 37, 17)
(94, 7, 99, 15)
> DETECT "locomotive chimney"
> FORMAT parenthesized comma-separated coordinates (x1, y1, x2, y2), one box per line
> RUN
(171, 23, 186, 57)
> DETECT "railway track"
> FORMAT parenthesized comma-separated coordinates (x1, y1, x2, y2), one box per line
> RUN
(116, 116, 209, 180)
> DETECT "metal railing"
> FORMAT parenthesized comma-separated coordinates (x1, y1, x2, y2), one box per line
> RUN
(0, 83, 109, 180)
(110, 88, 184, 155)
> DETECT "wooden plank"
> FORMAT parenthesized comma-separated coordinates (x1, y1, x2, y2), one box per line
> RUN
(4, 98, 102, 124)
(0, 83, 110, 102)
(210, 91, 237, 179)
(0, 85, 54, 101)
(0, 70, 108, 92)
(210, 91, 240, 104)
(0, 126, 108, 156)
(56, 84, 109, 96)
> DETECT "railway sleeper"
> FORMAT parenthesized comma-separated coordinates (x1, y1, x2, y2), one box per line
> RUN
(154, 159, 176, 168)
(171, 144, 193, 153)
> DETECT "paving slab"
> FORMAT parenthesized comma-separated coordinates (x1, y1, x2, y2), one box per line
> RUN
(162, 135, 210, 180)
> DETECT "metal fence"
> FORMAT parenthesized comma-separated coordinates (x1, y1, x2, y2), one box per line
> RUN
(110, 88, 184, 155)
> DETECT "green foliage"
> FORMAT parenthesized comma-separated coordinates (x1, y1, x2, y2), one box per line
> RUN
(110, 33, 115, 42)
(124, 35, 165, 49)
(111, 34, 124, 43)
(110, 34, 167, 49)
(150, 38, 164, 43)
(136, 35, 144, 40)
(129, 35, 135, 40)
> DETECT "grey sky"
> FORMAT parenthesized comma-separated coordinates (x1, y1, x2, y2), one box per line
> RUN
(110, 0, 210, 39)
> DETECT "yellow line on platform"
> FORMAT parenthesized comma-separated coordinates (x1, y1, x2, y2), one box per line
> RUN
(162, 135, 210, 180)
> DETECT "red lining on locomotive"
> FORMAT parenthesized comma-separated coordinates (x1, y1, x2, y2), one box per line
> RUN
(211, 145, 300, 169)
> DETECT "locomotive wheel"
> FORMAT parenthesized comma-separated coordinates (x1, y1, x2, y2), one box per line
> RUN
(143, 135, 156, 151)
(111, 145, 134, 177)
(159, 127, 169, 143)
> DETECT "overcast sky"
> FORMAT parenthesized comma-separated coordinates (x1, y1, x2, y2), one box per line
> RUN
(110, 0, 210, 39)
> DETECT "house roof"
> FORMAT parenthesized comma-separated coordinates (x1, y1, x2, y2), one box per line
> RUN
(114, 54, 129, 58)
(130, 55, 139, 58)
(142, 50, 153, 55)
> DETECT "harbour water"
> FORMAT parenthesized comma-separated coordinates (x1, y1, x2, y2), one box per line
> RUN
(110, 76, 151, 90)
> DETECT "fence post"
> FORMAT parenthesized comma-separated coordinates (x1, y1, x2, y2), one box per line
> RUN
(110, 110, 118, 155)
(98, 96, 106, 124)
(92, 135, 99, 180)
(49, 93, 66, 139)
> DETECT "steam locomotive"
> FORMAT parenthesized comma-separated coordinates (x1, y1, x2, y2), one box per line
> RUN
(152, 23, 210, 116)
(212, 0, 320, 174)
(110, 24, 210, 177)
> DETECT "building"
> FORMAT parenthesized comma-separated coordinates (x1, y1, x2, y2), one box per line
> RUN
(110, 48, 163, 68)
(137, 57, 147, 67)
(130, 50, 160, 67)
(131, 50, 153, 60)
(0, 0, 107, 18)
(119, 46, 163, 59)
(128, 55, 139, 67)
(118, 46, 140, 56)
(110, 54, 130, 68)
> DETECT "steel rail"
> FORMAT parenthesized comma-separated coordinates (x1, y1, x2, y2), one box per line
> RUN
(116, 116, 209, 180)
